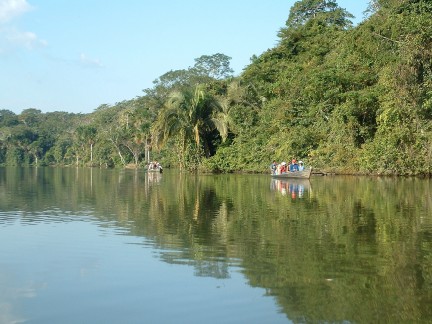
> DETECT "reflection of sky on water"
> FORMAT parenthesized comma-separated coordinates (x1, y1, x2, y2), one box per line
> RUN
(0, 303, 26, 324)
(0, 263, 46, 323)
(0, 212, 289, 324)
(0, 220, 94, 323)
(0, 281, 33, 324)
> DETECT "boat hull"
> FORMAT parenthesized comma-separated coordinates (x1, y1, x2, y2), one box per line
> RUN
(147, 168, 162, 173)
(271, 167, 312, 179)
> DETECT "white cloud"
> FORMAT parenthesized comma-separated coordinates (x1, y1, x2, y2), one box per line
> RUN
(0, 1, 47, 52)
(0, 0, 32, 24)
(2, 26, 46, 49)
(80, 53, 104, 68)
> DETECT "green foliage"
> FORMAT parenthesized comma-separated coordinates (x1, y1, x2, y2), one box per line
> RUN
(201, 146, 237, 173)
(6, 146, 24, 165)
(0, 110, 19, 127)
(193, 53, 234, 80)
(214, 0, 432, 175)
(144, 53, 235, 106)
(283, 0, 353, 30)
(151, 84, 222, 166)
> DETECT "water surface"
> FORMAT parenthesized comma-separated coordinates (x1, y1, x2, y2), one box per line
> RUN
(1, 167, 431, 323)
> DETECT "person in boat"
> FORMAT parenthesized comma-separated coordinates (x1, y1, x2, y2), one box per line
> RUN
(280, 161, 287, 173)
(298, 161, 304, 171)
(156, 161, 163, 173)
(270, 160, 277, 175)
(276, 163, 282, 175)
(289, 159, 299, 172)
(151, 162, 157, 170)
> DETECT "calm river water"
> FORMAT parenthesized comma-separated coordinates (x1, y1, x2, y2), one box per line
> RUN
(1, 167, 432, 323)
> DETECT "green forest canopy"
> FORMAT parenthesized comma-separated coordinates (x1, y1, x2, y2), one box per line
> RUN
(1, 0, 431, 175)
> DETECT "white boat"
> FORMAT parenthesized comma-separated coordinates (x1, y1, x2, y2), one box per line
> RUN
(146, 162, 163, 173)
(147, 168, 162, 173)
(271, 167, 312, 179)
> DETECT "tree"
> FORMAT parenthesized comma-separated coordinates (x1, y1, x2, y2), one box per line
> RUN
(117, 106, 152, 167)
(0, 110, 19, 127)
(283, 0, 353, 29)
(152, 85, 221, 167)
(6, 125, 38, 165)
(192, 53, 234, 80)
(19, 108, 43, 127)
(76, 125, 97, 165)
(144, 53, 234, 109)
(212, 80, 260, 142)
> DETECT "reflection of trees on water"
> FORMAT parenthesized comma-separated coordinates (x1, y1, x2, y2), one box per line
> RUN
(147, 175, 232, 279)
(2, 168, 432, 322)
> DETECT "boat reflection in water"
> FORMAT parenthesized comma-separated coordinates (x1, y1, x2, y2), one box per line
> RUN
(270, 178, 311, 199)
(147, 170, 162, 183)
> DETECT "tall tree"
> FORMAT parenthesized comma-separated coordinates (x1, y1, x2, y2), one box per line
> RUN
(283, 0, 353, 29)
(76, 125, 97, 165)
(152, 85, 221, 167)
(192, 53, 234, 80)
(144, 53, 234, 109)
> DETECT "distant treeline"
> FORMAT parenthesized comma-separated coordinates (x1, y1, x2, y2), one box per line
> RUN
(1, 0, 431, 175)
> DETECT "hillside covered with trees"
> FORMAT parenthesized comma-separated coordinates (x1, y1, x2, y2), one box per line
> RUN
(1, 0, 431, 175)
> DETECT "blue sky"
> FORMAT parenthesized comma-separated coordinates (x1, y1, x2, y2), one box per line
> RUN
(0, 0, 370, 114)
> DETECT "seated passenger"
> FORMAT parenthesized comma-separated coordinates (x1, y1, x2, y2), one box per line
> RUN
(289, 159, 299, 172)
(280, 162, 287, 173)
(298, 161, 304, 171)
(270, 160, 277, 174)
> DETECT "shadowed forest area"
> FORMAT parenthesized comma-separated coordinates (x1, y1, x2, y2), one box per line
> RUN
(1, 0, 432, 175)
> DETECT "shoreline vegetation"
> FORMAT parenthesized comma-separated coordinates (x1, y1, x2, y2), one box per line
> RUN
(1, 1, 432, 177)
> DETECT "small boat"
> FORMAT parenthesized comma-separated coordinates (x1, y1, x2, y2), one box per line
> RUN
(147, 168, 162, 173)
(271, 167, 312, 179)
(146, 162, 163, 173)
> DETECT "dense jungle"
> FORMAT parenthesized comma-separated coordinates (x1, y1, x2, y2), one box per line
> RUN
(1, 0, 432, 175)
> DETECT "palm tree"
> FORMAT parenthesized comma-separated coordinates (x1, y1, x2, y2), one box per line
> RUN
(212, 81, 244, 142)
(151, 84, 220, 166)
(212, 80, 261, 142)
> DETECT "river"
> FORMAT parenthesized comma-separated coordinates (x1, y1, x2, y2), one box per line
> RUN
(1, 167, 431, 323)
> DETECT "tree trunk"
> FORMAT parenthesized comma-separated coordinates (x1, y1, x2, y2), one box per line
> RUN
(108, 138, 126, 167)
(145, 137, 151, 164)
(90, 143, 93, 163)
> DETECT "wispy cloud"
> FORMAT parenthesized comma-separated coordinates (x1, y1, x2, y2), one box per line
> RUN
(2, 26, 46, 48)
(0, 0, 46, 51)
(80, 53, 104, 68)
(0, 0, 32, 23)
